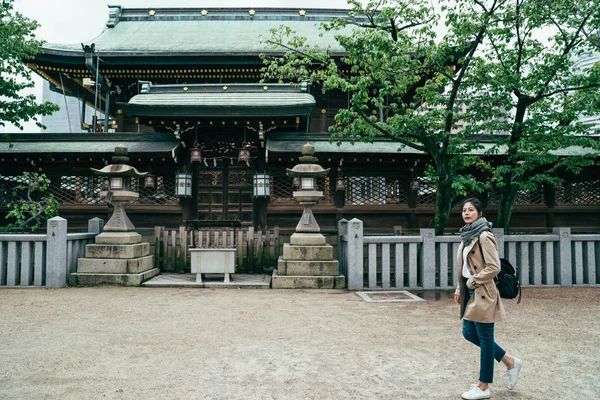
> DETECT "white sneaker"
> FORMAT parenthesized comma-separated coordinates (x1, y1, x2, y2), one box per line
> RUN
(461, 385, 491, 400)
(507, 357, 523, 390)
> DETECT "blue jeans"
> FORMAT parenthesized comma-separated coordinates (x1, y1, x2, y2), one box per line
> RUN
(462, 289, 506, 383)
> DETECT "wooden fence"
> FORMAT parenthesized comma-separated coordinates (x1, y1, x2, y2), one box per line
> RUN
(153, 226, 280, 273)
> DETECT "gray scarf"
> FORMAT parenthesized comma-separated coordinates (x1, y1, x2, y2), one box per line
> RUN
(459, 217, 492, 245)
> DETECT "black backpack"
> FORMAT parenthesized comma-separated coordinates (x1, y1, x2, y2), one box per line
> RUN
(478, 242, 522, 303)
(495, 258, 522, 303)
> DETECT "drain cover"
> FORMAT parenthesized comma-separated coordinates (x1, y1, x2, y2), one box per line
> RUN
(356, 290, 425, 303)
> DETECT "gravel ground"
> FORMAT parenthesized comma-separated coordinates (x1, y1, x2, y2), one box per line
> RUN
(0, 286, 599, 400)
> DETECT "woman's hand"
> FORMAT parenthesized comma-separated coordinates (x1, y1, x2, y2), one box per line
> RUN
(454, 294, 460, 305)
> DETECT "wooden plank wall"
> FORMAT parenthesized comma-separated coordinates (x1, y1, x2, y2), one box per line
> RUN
(153, 226, 280, 273)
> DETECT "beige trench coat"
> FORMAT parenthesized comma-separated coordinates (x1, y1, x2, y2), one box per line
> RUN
(454, 231, 506, 323)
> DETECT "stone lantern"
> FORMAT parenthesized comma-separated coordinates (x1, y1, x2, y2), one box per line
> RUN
(74, 146, 158, 286)
(271, 143, 345, 289)
(90, 145, 147, 236)
(285, 143, 330, 234)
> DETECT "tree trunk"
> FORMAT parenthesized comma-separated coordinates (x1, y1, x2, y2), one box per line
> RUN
(430, 157, 453, 235)
(496, 184, 518, 232)
(496, 98, 529, 232)
(432, 177, 453, 235)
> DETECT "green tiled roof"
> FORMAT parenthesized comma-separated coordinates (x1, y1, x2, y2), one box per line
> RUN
(0, 134, 180, 155)
(119, 83, 316, 117)
(267, 139, 599, 156)
(42, 7, 354, 56)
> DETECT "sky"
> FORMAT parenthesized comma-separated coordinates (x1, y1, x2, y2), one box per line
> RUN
(6, 0, 353, 133)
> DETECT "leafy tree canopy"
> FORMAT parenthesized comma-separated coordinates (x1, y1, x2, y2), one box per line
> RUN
(0, 0, 58, 131)
(261, 0, 600, 232)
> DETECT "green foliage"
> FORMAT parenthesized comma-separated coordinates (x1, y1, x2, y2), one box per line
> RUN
(261, 0, 600, 232)
(3, 172, 60, 232)
(261, 0, 505, 233)
(0, 0, 59, 130)
(462, 0, 600, 229)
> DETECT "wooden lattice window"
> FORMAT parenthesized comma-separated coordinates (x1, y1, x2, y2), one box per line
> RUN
(416, 177, 437, 205)
(555, 180, 600, 205)
(345, 176, 407, 205)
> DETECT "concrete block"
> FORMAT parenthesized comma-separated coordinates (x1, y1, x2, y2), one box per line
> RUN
(271, 270, 336, 289)
(85, 243, 149, 259)
(77, 255, 154, 274)
(289, 233, 327, 246)
(334, 275, 346, 289)
(279, 260, 340, 276)
(75, 268, 160, 286)
(95, 232, 142, 245)
(282, 243, 333, 261)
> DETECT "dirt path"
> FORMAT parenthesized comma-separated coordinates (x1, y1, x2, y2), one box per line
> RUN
(1, 287, 598, 399)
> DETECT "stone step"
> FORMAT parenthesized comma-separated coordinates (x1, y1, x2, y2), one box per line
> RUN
(95, 232, 142, 245)
(282, 243, 333, 261)
(85, 242, 150, 259)
(289, 233, 327, 246)
(77, 255, 154, 274)
(271, 269, 345, 289)
(277, 257, 339, 276)
(71, 268, 160, 287)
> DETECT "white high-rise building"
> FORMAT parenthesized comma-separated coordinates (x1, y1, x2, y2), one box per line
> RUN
(40, 81, 97, 133)
(573, 49, 600, 133)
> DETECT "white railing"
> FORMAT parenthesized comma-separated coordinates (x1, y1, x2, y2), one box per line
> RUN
(339, 218, 600, 290)
(0, 217, 102, 288)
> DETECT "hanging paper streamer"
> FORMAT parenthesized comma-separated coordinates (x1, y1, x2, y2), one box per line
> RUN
(213, 158, 217, 167)
(203, 159, 208, 166)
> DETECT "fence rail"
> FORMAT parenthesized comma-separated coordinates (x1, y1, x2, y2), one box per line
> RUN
(339, 218, 600, 291)
(154, 226, 280, 273)
(0, 217, 101, 288)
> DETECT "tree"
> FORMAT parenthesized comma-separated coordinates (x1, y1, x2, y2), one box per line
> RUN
(261, 0, 506, 234)
(0, 0, 58, 131)
(2, 172, 60, 232)
(465, 0, 600, 230)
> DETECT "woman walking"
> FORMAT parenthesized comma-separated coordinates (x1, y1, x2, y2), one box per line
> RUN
(454, 198, 522, 399)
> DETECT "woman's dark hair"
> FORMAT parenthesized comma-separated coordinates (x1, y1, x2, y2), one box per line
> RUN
(462, 197, 484, 213)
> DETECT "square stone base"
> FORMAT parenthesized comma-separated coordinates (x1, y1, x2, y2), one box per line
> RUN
(271, 269, 345, 289)
(70, 268, 160, 286)
(277, 257, 339, 276)
(77, 255, 154, 274)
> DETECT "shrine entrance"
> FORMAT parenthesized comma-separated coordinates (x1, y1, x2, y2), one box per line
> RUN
(195, 163, 254, 226)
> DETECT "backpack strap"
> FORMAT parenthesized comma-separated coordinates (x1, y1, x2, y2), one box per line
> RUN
(477, 241, 499, 284)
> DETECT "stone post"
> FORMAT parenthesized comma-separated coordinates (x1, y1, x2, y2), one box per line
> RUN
(338, 218, 348, 276)
(420, 229, 436, 290)
(553, 227, 572, 287)
(46, 216, 68, 288)
(346, 218, 363, 290)
(492, 228, 505, 258)
(88, 217, 104, 235)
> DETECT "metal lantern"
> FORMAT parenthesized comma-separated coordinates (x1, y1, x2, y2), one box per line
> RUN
(175, 173, 192, 197)
(190, 148, 202, 162)
(410, 179, 420, 191)
(335, 174, 345, 191)
(144, 175, 155, 188)
(253, 173, 270, 197)
(238, 148, 251, 162)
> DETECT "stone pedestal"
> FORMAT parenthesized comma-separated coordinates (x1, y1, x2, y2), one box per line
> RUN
(271, 233, 345, 289)
(72, 232, 158, 286)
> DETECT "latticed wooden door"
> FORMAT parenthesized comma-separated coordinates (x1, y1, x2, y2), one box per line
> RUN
(197, 164, 253, 224)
